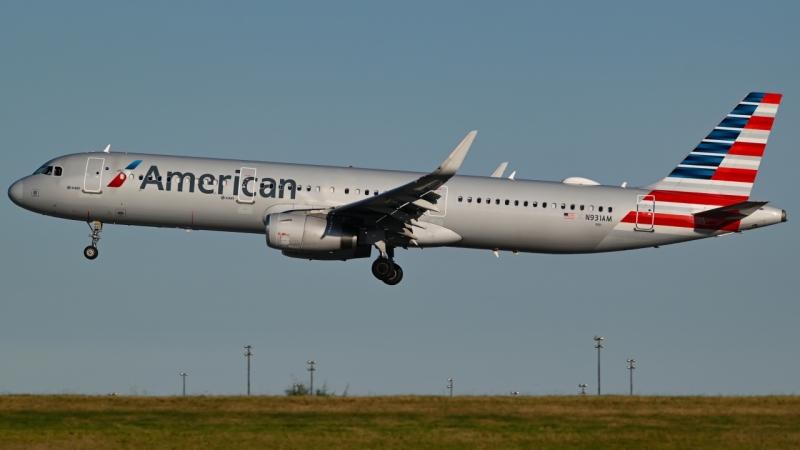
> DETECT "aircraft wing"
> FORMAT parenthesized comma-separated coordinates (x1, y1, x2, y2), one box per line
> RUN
(328, 131, 477, 240)
(693, 201, 768, 220)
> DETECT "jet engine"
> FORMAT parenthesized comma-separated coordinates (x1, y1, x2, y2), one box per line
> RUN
(265, 213, 358, 252)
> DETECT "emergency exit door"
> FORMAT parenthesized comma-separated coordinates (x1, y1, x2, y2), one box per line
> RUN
(635, 195, 655, 231)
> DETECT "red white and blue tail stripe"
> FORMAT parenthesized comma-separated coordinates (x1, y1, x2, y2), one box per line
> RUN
(645, 92, 781, 199)
(617, 93, 782, 233)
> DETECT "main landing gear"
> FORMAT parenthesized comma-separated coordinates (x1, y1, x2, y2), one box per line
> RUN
(84, 221, 102, 260)
(371, 245, 403, 285)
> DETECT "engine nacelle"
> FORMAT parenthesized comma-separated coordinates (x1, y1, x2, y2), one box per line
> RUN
(266, 213, 357, 252)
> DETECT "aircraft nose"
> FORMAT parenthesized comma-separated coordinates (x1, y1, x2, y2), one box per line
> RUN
(8, 179, 23, 206)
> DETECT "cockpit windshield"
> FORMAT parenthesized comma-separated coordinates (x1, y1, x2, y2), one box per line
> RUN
(33, 161, 62, 176)
(33, 164, 50, 175)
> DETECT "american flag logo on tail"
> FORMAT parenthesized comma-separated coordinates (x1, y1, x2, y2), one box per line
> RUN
(645, 92, 781, 200)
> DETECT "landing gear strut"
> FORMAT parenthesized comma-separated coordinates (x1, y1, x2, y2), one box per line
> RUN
(372, 244, 404, 285)
(84, 221, 102, 260)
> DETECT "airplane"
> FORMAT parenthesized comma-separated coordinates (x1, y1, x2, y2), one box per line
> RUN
(7, 92, 786, 285)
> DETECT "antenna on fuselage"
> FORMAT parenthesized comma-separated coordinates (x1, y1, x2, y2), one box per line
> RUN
(103, 144, 110, 153)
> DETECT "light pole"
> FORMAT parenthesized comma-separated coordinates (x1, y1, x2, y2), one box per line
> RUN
(579, 383, 587, 395)
(180, 372, 188, 396)
(447, 378, 453, 397)
(307, 361, 316, 396)
(594, 336, 604, 395)
(627, 359, 636, 395)
(244, 345, 254, 396)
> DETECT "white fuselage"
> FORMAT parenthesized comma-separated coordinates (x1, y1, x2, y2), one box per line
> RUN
(8, 152, 785, 255)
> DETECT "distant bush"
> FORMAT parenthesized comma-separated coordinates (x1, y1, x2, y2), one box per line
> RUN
(285, 381, 338, 396)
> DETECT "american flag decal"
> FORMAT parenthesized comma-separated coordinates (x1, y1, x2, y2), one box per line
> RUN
(564, 213, 574, 219)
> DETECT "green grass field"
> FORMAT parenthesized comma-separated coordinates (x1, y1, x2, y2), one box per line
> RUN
(0, 395, 798, 449)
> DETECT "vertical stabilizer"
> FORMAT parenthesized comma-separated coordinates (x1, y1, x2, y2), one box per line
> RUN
(644, 92, 781, 202)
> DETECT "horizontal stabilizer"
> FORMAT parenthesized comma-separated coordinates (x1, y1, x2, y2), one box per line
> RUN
(693, 201, 768, 219)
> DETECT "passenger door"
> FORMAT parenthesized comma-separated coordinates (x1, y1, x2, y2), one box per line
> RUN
(83, 157, 105, 193)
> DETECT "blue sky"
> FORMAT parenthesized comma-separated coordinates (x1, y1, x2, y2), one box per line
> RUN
(1, 1, 798, 396)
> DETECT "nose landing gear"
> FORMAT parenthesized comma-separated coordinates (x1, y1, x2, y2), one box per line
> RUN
(84, 221, 102, 260)
(371, 244, 404, 285)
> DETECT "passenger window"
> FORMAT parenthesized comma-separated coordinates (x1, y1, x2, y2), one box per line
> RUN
(486, 198, 491, 204)
(345, 188, 350, 194)
(355, 189, 360, 195)
(477, 198, 482, 203)
(580, 205, 584, 211)
(524, 201, 528, 206)
(542, 202, 547, 208)
(589, 205, 594, 211)
(608, 207, 613, 213)
(599, 206, 603, 212)
(514, 200, 519, 206)
(307, 186, 311, 191)
(570, 204, 575, 210)
(458, 196, 463, 202)
(467, 197, 472, 203)
(561, 203, 566, 209)
(315, 186, 320, 192)
(505, 200, 509, 205)
(365, 190, 370, 196)
(532, 201, 538, 207)
(551, 203, 556, 209)
(495, 199, 500, 205)
(329, 187, 335, 193)
(373, 190, 378, 195)
(54, 167, 63, 176)
(139, 175, 144, 180)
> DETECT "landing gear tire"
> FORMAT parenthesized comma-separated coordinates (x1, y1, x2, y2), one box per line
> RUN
(383, 264, 403, 285)
(84, 246, 99, 260)
(372, 257, 395, 280)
